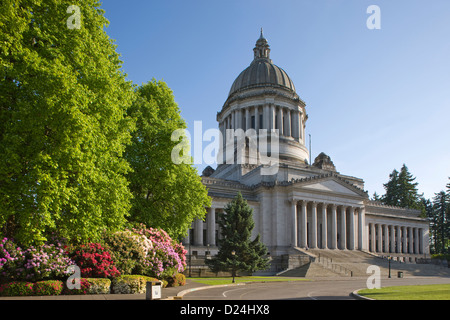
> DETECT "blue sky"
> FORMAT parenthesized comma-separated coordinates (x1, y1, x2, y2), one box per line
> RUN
(99, 0, 450, 200)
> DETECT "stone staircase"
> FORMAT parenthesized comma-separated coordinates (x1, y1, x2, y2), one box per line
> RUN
(184, 250, 450, 278)
(314, 249, 450, 277)
(277, 249, 450, 278)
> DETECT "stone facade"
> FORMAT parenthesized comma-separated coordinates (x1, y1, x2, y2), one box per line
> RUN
(183, 32, 430, 269)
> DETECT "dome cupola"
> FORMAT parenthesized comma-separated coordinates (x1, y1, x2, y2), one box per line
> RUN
(228, 29, 296, 97)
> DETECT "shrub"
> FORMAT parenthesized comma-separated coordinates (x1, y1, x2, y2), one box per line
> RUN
(166, 273, 186, 287)
(111, 275, 159, 294)
(63, 278, 111, 295)
(68, 243, 120, 279)
(0, 238, 25, 283)
(131, 224, 187, 278)
(0, 281, 34, 297)
(33, 280, 64, 296)
(63, 278, 92, 295)
(22, 243, 75, 282)
(102, 230, 149, 275)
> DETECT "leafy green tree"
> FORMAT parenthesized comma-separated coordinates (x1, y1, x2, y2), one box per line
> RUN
(124, 80, 210, 240)
(206, 192, 269, 275)
(0, 0, 135, 245)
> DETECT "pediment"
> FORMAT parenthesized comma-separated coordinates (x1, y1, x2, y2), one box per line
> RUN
(297, 177, 367, 197)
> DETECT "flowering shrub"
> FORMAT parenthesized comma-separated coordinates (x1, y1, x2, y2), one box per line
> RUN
(22, 243, 75, 282)
(1, 238, 74, 282)
(102, 230, 150, 275)
(166, 273, 186, 287)
(0, 238, 25, 282)
(68, 243, 120, 279)
(0, 280, 64, 296)
(63, 278, 111, 295)
(33, 280, 64, 296)
(111, 275, 159, 294)
(0, 281, 34, 297)
(130, 224, 187, 278)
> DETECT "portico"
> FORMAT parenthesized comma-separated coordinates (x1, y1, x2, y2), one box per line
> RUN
(290, 200, 365, 251)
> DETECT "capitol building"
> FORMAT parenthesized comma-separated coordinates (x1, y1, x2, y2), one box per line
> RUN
(183, 31, 430, 273)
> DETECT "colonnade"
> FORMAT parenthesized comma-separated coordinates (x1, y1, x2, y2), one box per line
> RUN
(368, 223, 424, 255)
(183, 207, 218, 247)
(184, 204, 426, 257)
(290, 200, 365, 251)
(220, 104, 304, 142)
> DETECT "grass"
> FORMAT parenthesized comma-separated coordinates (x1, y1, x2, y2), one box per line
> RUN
(188, 276, 310, 286)
(358, 284, 450, 300)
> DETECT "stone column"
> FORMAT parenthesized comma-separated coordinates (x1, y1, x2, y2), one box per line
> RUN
(277, 106, 283, 135)
(348, 207, 355, 250)
(182, 227, 190, 246)
(414, 227, 419, 254)
(300, 201, 308, 248)
(311, 202, 318, 249)
(291, 200, 298, 247)
(358, 207, 365, 250)
(419, 228, 424, 254)
(263, 104, 270, 130)
(207, 207, 216, 246)
(194, 218, 203, 246)
(292, 111, 300, 140)
(408, 227, 414, 254)
(231, 110, 235, 130)
(245, 108, 250, 131)
(330, 204, 337, 249)
(286, 109, 292, 137)
(321, 203, 328, 249)
(402, 226, 407, 254)
(377, 224, 382, 253)
(299, 111, 304, 142)
(396, 225, 401, 253)
(384, 225, 389, 253)
(370, 223, 376, 252)
(270, 104, 276, 132)
(340, 206, 346, 250)
(388, 225, 395, 253)
(254, 106, 259, 131)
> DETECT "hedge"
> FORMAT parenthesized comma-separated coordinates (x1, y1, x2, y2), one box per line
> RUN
(63, 278, 111, 295)
(111, 275, 160, 294)
(0, 281, 64, 297)
(166, 273, 186, 287)
(0, 274, 183, 297)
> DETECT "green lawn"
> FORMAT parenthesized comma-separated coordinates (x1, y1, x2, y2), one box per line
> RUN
(188, 276, 310, 286)
(358, 284, 450, 300)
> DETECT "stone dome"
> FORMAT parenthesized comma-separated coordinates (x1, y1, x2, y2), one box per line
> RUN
(228, 30, 296, 97)
(228, 60, 296, 96)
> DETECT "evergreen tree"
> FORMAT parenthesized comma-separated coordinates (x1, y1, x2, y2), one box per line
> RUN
(381, 164, 423, 212)
(0, 0, 135, 245)
(422, 197, 438, 252)
(372, 192, 381, 202)
(206, 192, 269, 274)
(432, 191, 449, 254)
(124, 80, 211, 240)
(382, 169, 400, 206)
